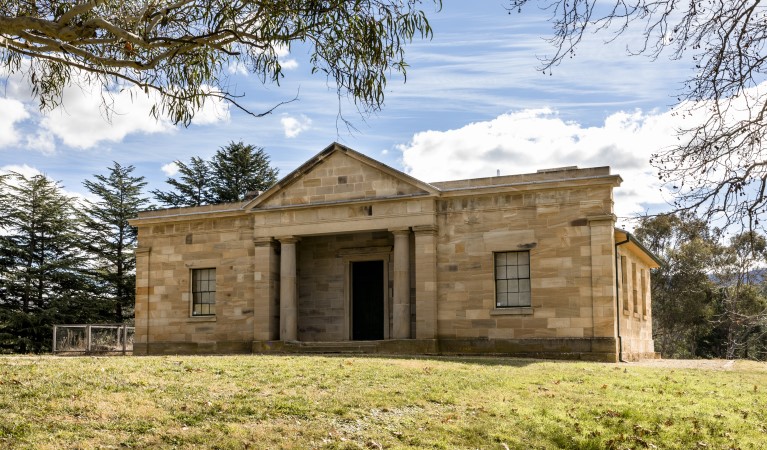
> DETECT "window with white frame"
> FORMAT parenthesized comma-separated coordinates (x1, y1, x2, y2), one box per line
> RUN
(495, 251, 531, 308)
(192, 268, 216, 316)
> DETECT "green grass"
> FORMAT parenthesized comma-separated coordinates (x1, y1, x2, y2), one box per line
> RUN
(1, 355, 765, 449)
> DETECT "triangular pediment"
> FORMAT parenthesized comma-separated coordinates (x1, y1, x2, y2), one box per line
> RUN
(244, 143, 437, 209)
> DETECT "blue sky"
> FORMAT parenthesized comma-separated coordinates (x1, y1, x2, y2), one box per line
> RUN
(0, 2, 696, 226)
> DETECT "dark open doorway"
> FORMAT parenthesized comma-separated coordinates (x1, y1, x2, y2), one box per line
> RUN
(351, 260, 385, 340)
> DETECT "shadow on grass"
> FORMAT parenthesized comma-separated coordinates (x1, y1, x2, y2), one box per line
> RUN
(254, 352, 597, 368)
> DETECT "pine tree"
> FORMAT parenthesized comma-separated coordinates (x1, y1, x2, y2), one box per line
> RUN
(0, 173, 91, 353)
(151, 157, 213, 207)
(152, 142, 279, 207)
(81, 163, 149, 323)
(0, 173, 13, 308)
(210, 141, 279, 203)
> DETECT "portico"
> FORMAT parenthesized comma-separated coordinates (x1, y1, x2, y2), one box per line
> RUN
(254, 224, 436, 344)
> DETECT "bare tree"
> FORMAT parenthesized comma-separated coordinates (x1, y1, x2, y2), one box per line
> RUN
(510, 0, 767, 230)
(0, 0, 439, 125)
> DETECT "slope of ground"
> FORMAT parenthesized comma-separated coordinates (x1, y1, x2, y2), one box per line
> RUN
(0, 355, 765, 449)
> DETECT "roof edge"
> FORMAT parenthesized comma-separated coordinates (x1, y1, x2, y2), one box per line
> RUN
(615, 228, 663, 268)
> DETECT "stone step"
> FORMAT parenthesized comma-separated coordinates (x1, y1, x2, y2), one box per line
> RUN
(283, 340, 381, 353)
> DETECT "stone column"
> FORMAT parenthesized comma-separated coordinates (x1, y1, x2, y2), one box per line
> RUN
(391, 228, 411, 339)
(413, 225, 438, 339)
(588, 215, 617, 336)
(133, 247, 151, 355)
(278, 236, 300, 341)
(588, 215, 618, 358)
(253, 238, 279, 341)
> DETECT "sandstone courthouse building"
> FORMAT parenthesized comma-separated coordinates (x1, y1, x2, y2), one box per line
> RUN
(131, 143, 660, 361)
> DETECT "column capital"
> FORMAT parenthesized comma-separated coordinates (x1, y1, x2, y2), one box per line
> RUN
(389, 227, 411, 236)
(253, 237, 275, 247)
(412, 225, 438, 235)
(276, 236, 301, 244)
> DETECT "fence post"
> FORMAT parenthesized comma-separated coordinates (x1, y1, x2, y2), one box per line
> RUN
(86, 325, 92, 353)
(122, 324, 128, 355)
(52, 325, 58, 354)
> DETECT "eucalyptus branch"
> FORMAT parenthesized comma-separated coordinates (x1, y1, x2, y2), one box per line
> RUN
(0, 0, 440, 125)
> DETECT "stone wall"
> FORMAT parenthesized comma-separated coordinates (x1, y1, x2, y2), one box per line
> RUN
(434, 185, 617, 344)
(617, 246, 655, 360)
(133, 213, 256, 355)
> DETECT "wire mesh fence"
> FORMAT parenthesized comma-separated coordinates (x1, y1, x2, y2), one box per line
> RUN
(53, 324, 134, 355)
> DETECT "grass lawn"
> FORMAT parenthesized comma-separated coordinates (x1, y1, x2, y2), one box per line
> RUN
(0, 355, 765, 449)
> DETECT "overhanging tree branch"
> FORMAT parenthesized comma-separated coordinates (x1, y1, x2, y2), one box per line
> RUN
(1, 0, 440, 125)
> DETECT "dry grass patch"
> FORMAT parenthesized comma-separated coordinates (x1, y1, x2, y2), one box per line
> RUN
(0, 355, 765, 449)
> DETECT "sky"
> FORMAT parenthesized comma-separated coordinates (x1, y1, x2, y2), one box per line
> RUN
(0, 2, 699, 228)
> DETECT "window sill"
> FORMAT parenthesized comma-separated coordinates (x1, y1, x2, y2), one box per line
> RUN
(490, 307, 533, 316)
(188, 315, 216, 322)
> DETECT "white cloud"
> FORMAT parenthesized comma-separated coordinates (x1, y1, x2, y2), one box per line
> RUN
(0, 163, 42, 179)
(399, 108, 682, 220)
(230, 44, 298, 75)
(273, 44, 298, 70)
(0, 98, 30, 147)
(0, 163, 96, 205)
(24, 132, 56, 155)
(227, 61, 249, 75)
(1, 63, 230, 152)
(188, 91, 231, 126)
(39, 84, 174, 149)
(161, 162, 179, 176)
(280, 114, 312, 138)
(280, 59, 299, 70)
(37, 82, 231, 149)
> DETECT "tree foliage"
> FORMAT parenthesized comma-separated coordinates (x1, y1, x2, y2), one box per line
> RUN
(0, 173, 96, 352)
(635, 214, 767, 359)
(152, 140, 278, 207)
(634, 213, 718, 357)
(209, 141, 279, 203)
(0, 169, 151, 353)
(152, 156, 213, 207)
(510, 0, 767, 231)
(81, 162, 149, 323)
(709, 232, 767, 359)
(0, 0, 439, 125)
